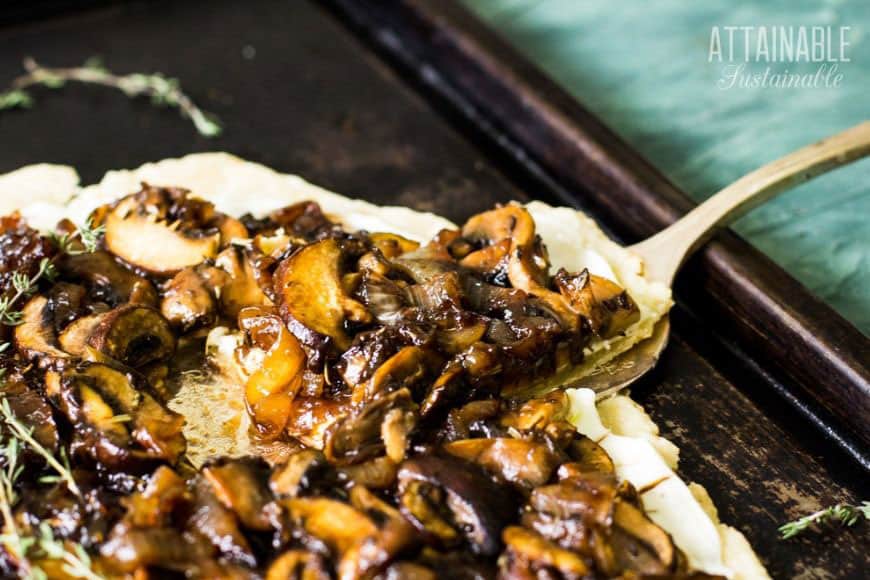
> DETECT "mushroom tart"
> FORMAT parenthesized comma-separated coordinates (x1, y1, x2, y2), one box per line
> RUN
(0, 155, 768, 579)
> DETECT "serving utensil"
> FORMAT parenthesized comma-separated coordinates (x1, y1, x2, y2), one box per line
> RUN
(573, 121, 870, 398)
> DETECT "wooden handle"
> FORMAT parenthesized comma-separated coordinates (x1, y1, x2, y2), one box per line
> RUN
(630, 121, 870, 284)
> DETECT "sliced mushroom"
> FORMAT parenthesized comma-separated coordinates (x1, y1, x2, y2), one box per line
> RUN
(45, 362, 185, 469)
(554, 269, 640, 337)
(86, 304, 176, 367)
(444, 438, 560, 489)
(397, 454, 517, 557)
(338, 326, 404, 387)
(528, 474, 618, 530)
(188, 477, 257, 567)
(0, 378, 59, 458)
(460, 205, 580, 330)
(284, 497, 378, 555)
(215, 247, 273, 319)
(610, 499, 676, 575)
(499, 391, 570, 432)
(59, 250, 157, 306)
(499, 526, 589, 580)
(269, 449, 331, 498)
(351, 345, 432, 405)
(284, 396, 352, 451)
(44, 282, 88, 331)
(100, 524, 205, 574)
(441, 399, 502, 442)
(338, 455, 399, 490)
(14, 295, 71, 365)
(58, 311, 105, 357)
(160, 266, 221, 331)
(101, 187, 221, 275)
(124, 466, 189, 528)
(563, 435, 614, 476)
(202, 457, 281, 531)
(326, 388, 417, 465)
(342, 485, 421, 578)
(274, 238, 370, 351)
(369, 232, 420, 258)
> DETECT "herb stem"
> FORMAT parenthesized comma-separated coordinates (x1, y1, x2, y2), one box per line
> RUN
(779, 501, 870, 539)
(3, 57, 221, 138)
(0, 401, 81, 498)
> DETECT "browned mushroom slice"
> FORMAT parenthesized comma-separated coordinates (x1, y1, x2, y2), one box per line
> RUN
(45, 363, 185, 468)
(265, 550, 331, 580)
(188, 477, 257, 567)
(217, 215, 250, 247)
(459, 238, 510, 279)
(460, 205, 581, 330)
(354, 271, 408, 325)
(0, 378, 59, 457)
(269, 201, 335, 239)
(338, 455, 399, 489)
(554, 269, 640, 337)
(326, 388, 417, 465)
(274, 238, 370, 351)
(441, 399, 502, 441)
(563, 435, 614, 476)
(529, 473, 619, 531)
(343, 485, 421, 578)
(124, 466, 189, 527)
(284, 497, 378, 555)
(443, 438, 560, 489)
(500, 526, 590, 580)
(610, 499, 676, 575)
(44, 282, 88, 330)
(202, 457, 281, 531)
(14, 295, 71, 365)
(102, 191, 220, 275)
(215, 247, 273, 319)
(87, 305, 176, 367)
(59, 250, 157, 306)
(160, 267, 221, 331)
(499, 391, 570, 432)
(369, 232, 420, 258)
(57, 311, 105, 357)
(100, 524, 205, 573)
(337, 326, 404, 387)
(284, 396, 351, 450)
(397, 454, 517, 557)
(351, 345, 432, 405)
(269, 449, 331, 498)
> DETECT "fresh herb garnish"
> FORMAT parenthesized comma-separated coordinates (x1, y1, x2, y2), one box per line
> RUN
(0, 399, 81, 499)
(779, 502, 870, 539)
(0, 57, 222, 138)
(0, 220, 104, 354)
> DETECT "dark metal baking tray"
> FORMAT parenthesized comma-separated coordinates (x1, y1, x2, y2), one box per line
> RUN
(0, 1, 866, 576)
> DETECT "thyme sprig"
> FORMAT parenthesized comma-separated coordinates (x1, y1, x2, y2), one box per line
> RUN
(0, 219, 103, 350)
(0, 57, 222, 138)
(33, 523, 103, 580)
(0, 399, 81, 498)
(0, 436, 100, 579)
(779, 502, 870, 539)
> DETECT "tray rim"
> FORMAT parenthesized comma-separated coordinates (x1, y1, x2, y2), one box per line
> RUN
(321, 0, 870, 467)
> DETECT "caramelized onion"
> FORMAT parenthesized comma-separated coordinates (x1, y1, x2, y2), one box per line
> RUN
(239, 307, 306, 436)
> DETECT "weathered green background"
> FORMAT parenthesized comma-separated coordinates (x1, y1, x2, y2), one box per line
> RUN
(463, 0, 869, 334)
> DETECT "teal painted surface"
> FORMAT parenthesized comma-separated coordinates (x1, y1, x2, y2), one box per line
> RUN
(463, 0, 870, 334)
